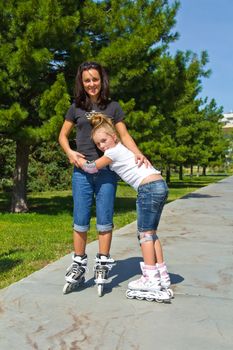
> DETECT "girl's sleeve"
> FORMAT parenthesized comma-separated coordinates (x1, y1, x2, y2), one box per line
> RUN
(104, 147, 117, 161)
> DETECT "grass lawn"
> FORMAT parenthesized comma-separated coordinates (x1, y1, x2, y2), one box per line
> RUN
(0, 174, 229, 289)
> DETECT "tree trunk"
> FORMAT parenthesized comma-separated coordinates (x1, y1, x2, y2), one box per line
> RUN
(190, 164, 193, 177)
(166, 166, 171, 184)
(179, 165, 183, 180)
(202, 165, 207, 176)
(11, 140, 30, 213)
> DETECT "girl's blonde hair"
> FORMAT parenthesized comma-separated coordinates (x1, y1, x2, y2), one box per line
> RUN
(90, 113, 119, 140)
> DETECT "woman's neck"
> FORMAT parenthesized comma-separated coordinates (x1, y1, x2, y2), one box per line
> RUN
(90, 96, 99, 104)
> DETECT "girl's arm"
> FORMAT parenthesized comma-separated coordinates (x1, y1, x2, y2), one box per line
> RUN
(115, 121, 151, 167)
(79, 156, 112, 174)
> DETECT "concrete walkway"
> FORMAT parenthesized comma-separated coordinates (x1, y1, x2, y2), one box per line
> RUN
(0, 176, 233, 350)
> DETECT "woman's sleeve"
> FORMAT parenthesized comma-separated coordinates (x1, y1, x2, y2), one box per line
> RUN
(65, 103, 76, 122)
(113, 102, 125, 123)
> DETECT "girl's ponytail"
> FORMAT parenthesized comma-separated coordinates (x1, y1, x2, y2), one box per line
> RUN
(90, 113, 117, 139)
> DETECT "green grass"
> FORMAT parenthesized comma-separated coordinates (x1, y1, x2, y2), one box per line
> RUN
(0, 174, 229, 289)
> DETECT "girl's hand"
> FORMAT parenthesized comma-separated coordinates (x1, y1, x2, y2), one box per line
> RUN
(134, 154, 152, 168)
(67, 150, 85, 168)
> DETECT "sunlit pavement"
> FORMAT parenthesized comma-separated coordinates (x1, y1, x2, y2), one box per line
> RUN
(0, 176, 233, 350)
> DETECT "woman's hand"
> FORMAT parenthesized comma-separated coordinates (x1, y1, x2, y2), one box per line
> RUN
(134, 153, 152, 168)
(67, 150, 85, 168)
(77, 157, 86, 169)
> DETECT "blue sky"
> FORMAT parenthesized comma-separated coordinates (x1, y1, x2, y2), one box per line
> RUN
(169, 0, 233, 113)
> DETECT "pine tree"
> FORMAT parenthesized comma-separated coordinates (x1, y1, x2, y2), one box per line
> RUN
(199, 99, 227, 173)
(0, 0, 79, 211)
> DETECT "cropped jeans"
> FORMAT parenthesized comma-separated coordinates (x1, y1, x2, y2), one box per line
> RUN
(72, 167, 117, 233)
(137, 179, 168, 233)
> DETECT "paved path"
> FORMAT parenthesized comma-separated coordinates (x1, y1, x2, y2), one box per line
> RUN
(0, 176, 233, 350)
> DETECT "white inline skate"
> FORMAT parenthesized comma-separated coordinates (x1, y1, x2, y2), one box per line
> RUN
(94, 254, 115, 297)
(157, 262, 174, 298)
(126, 262, 171, 303)
(63, 254, 88, 294)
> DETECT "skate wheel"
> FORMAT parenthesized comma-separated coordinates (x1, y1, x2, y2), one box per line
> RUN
(63, 282, 72, 294)
(126, 291, 134, 299)
(97, 284, 103, 297)
(145, 297, 154, 302)
(155, 298, 163, 303)
(167, 289, 174, 298)
(136, 296, 144, 301)
(63, 278, 85, 294)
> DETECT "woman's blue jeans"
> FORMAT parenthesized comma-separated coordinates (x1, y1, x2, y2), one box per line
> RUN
(72, 167, 117, 233)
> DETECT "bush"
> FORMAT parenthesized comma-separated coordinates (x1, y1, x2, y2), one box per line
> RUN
(0, 139, 73, 193)
(28, 141, 72, 192)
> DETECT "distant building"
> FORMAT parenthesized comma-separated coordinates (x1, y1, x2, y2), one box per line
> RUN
(222, 112, 233, 132)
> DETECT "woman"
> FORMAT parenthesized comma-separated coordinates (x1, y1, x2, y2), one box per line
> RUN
(59, 61, 149, 293)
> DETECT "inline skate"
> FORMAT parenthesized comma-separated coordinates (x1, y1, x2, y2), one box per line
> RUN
(126, 262, 171, 303)
(157, 262, 174, 298)
(94, 254, 115, 297)
(63, 254, 88, 294)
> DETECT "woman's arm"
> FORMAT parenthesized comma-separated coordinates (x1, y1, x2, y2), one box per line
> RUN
(58, 120, 85, 167)
(115, 121, 151, 167)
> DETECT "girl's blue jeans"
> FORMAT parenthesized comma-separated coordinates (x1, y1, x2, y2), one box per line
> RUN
(137, 179, 168, 232)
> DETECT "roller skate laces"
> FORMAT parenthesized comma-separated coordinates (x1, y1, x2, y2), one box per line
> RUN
(94, 253, 115, 283)
(65, 254, 88, 284)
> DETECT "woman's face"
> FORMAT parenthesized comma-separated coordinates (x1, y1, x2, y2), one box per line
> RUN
(82, 69, 101, 102)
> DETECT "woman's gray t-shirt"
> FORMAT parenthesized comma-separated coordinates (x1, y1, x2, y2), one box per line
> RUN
(65, 101, 124, 161)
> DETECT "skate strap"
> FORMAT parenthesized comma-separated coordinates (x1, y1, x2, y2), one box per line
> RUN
(94, 262, 114, 271)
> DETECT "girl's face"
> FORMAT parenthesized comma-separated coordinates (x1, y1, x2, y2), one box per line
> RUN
(82, 69, 101, 102)
(93, 129, 117, 152)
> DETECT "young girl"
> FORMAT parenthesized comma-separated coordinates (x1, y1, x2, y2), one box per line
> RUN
(78, 113, 172, 300)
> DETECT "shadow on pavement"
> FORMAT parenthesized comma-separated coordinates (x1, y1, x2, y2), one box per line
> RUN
(64, 257, 184, 295)
(87, 258, 184, 295)
(181, 193, 219, 199)
(170, 272, 184, 285)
